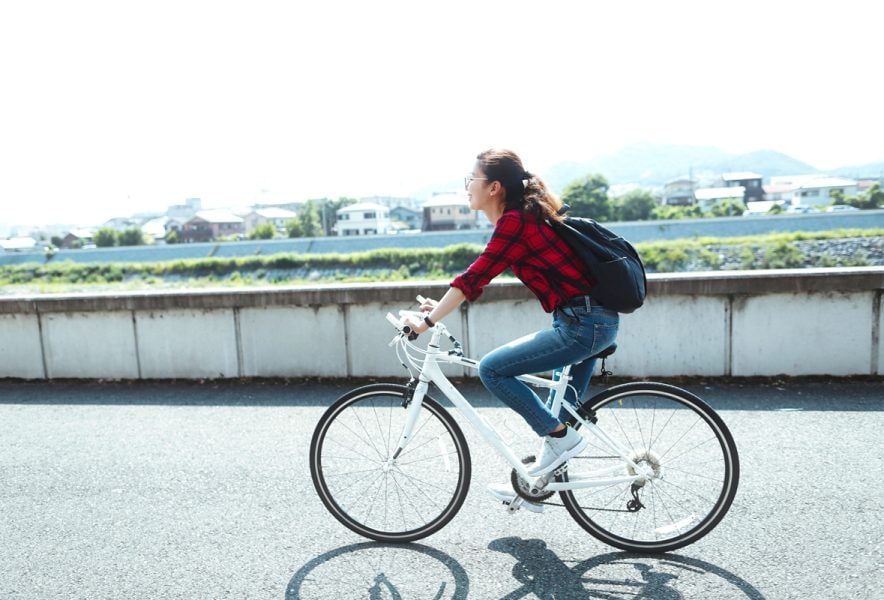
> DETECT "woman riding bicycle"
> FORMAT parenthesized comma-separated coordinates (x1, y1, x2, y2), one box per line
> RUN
(403, 148, 619, 487)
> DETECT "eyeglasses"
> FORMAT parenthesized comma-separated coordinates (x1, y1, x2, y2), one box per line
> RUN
(464, 176, 488, 190)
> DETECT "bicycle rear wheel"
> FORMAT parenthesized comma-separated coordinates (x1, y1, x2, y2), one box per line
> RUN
(559, 382, 739, 553)
(310, 383, 471, 543)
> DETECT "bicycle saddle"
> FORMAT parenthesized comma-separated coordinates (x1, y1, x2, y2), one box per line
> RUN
(589, 343, 617, 360)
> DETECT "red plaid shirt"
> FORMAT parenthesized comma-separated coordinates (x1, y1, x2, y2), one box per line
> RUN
(451, 210, 595, 312)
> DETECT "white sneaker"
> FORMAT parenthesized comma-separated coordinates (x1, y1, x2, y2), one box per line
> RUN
(527, 427, 587, 477)
(486, 483, 545, 513)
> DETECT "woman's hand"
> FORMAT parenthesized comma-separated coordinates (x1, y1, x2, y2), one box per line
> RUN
(402, 313, 430, 335)
(419, 297, 438, 312)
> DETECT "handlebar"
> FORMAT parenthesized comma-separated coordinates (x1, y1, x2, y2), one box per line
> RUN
(385, 296, 463, 355)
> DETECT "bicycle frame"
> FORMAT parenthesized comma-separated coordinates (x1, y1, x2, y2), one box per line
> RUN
(389, 320, 651, 495)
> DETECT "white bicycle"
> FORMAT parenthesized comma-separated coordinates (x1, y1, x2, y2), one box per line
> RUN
(309, 299, 740, 553)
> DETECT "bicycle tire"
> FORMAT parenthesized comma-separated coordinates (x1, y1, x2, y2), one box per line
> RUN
(310, 383, 472, 543)
(559, 382, 739, 553)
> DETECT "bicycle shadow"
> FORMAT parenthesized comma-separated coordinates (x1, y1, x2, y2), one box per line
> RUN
(489, 536, 766, 599)
(285, 541, 470, 599)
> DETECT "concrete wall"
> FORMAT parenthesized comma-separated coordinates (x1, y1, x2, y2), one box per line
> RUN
(0, 267, 882, 380)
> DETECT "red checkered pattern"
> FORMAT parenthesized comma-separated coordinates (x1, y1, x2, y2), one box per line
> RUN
(451, 210, 595, 312)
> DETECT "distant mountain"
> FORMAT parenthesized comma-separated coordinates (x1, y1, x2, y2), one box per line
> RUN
(542, 143, 820, 191)
(830, 161, 884, 179)
(413, 144, 883, 201)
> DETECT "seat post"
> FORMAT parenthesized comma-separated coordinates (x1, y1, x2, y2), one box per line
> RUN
(547, 364, 573, 415)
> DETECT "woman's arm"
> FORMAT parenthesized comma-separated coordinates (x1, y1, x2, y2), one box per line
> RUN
(404, 286, 466, 334)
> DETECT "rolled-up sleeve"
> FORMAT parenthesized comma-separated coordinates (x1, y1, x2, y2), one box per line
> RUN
(450, 213, 525, 301)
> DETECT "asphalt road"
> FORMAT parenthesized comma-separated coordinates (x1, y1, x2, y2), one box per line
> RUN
(1, 378, 881, 599)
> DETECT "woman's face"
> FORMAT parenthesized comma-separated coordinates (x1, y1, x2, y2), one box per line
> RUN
(465, 163, 495, 212)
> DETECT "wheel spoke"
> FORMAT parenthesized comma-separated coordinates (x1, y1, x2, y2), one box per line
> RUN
(565, 386, 738, 551)
(311, 390, 470, 542)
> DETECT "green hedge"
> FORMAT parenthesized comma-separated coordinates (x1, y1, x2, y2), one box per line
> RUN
(1, 230, 880, 289)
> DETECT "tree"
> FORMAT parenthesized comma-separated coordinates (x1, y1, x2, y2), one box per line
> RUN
(50, 235, 64, 248)
(614, 190, 657, 221)
(867, 183, 884, 209)
(845, 183, 883, 210)
(94, 228, 118, 247)
(118, 227, 144, 246)
(250, 223, 276, 240)
(164, 230, 180, 244)
(561, 174, 612, 221)
(299, 201, 323, 237)
(285, 218, 304, 238)
(322, 197, 357, 235)
(710, 199, 746, 217)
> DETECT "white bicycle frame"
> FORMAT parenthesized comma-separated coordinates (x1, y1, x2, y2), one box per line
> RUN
(385, 312, 653, 504)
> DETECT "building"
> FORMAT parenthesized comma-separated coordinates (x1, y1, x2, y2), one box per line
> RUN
(792, 177, 860, 206)
(181, 210, 245, 243)
(662, 177, 697, 206)
(693, 187, 745, 211)
(721, 172, 764, 203)
(359, 196, 422, 211)
(100, 217, 142, 232)
(0, 237, 39, 252)
(166, 198, 203, 220)
(390, 206, 421, 230)
(243, 207, 298, 236)
(61, 229, 95, 249)
(140, 217, 174, 243)
(762, 184, 794, 204)
(421, 193, 476, 231)
(334, 202, 392, 236)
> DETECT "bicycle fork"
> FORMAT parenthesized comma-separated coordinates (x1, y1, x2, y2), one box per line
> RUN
(390, 378, 430, 461)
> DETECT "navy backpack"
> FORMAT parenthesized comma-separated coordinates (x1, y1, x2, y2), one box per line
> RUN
(551, 205, 647, 313)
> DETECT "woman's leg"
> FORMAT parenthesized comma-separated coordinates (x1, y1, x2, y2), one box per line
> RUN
(479, 306, 618, 436)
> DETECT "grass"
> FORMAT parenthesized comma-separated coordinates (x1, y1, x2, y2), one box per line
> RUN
(1, 229, 880, 294)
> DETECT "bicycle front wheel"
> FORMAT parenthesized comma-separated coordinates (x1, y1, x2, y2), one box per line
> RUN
(310, 384, 471, 543)
(560, 382, 739, 553)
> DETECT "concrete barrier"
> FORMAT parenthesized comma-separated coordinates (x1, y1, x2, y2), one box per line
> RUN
(1, 267, 881, 379)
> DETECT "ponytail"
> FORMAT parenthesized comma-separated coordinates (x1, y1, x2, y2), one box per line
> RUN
(476, 149, 564, 222)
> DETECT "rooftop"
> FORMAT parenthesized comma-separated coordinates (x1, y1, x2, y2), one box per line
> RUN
(694, 186, 745, 201)
(249, 207, 298, 219)
(422, 193, 469, 208)
(796, 177, 858, 189)
(337, 202, 388, 213)
(722, 172, 763, 181)
(192, 210, 244, 224)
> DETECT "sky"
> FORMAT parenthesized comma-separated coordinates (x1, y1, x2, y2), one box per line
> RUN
(1, 0, 881, 230)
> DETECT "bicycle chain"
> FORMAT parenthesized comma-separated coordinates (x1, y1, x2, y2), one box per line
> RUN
(531, 474, 646, 514)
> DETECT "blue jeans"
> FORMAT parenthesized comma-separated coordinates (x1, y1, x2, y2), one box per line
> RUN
(478, 298, 619, 436)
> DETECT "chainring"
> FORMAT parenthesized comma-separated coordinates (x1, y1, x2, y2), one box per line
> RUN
(510, 455, 556, 502)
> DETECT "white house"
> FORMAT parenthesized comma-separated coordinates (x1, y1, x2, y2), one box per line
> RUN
(792, 177, 859, 206)
(334, 202, 392, 236)
(421, 193, 476, 231)
(662, 177, 696, 206)
(0, 237, 39, 252)
(141, 217, 173, 243)
(693, 186, 745, 211)
(243, 207, 299, 236)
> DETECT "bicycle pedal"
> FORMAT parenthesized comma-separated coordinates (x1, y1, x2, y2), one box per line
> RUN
(553, 463, 569, 476)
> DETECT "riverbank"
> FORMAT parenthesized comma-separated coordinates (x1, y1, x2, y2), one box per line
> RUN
(1, 229, 881, 295)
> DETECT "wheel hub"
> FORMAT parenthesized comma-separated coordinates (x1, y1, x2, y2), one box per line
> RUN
(627, 449, 663, 485)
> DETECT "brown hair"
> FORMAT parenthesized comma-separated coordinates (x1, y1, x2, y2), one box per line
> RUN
(476, 148, 564, 222)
